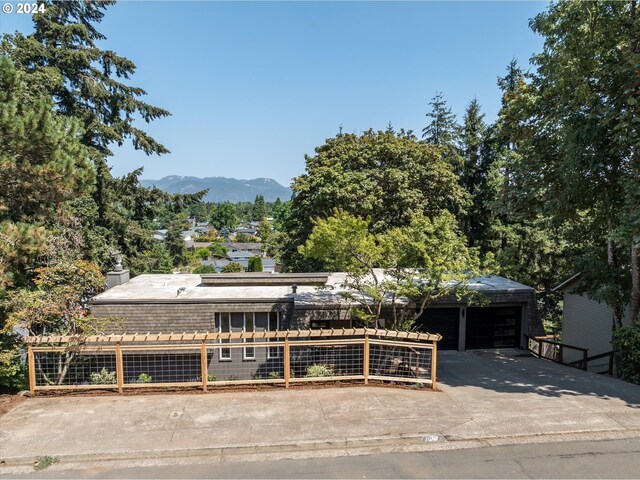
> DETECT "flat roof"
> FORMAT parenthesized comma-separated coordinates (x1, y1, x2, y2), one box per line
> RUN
(92, 272, 534, 304)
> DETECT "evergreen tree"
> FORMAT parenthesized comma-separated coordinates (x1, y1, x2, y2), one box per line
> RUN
(252, 195, 267, 221)
(165, 219, 187, 267)
(247, 256, 263, 272)
(460, 98, 487, 245)
(0, 0, 193, 272)
(421, 92, 463, 174)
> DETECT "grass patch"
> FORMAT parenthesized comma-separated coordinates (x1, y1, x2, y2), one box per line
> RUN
(34, 455, 59, 471)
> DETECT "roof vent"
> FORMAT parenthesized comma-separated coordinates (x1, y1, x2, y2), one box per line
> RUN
(291, 284, 298, 294)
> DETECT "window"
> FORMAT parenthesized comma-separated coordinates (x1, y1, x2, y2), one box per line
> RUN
(244, 313, 255, 360)
(268, 311, 281, 359)
(217, 312, 231, 360)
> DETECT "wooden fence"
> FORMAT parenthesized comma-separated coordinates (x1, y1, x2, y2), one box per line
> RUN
(25, 328, 441, 395)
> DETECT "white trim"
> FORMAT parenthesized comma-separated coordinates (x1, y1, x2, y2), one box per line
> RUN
(243, 312, 256, 360)
(267, 312, 281, 359)
(218, 312, 231, 361)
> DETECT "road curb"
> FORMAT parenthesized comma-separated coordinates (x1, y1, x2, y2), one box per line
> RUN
(2, 428, 640, 474)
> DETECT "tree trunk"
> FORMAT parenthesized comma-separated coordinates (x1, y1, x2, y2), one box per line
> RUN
(631, 242, 640, 325)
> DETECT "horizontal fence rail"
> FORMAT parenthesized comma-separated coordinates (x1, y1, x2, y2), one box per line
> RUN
(526, 335, 588, 370)
(25, 330, 440, 395)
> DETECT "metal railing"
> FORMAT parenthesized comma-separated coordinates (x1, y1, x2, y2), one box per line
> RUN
(526, 335, 614, 374)
(25, 328, 440, 394)
(526, 335, 588, 370)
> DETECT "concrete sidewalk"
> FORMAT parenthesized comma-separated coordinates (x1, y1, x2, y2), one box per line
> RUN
(1, 350, 639, 472)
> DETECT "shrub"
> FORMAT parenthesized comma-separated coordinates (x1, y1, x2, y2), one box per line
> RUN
(268, 371, 281, 379)
(193, 264, 217, 274)
(612, 323, 640, 385)
(222, 262, 243, 273)
(247, 256, 263, 272)
(137, 373, 152, 383)
(305, 364, 335, 378)
(90, 368, 117, 385)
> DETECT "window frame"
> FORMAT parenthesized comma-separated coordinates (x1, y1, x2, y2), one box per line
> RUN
(243, 312, 256, 360)
(267, 311, 281, 359)
(217, 312, 231, 361)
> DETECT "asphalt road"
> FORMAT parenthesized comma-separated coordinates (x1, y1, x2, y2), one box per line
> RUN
(11, 438, 640, 479)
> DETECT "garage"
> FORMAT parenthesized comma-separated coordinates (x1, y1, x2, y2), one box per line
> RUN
(465, 306, 522, 349)
(416, 307, 460, 350)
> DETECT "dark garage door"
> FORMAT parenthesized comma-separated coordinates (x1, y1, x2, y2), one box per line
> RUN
(466, 306, 522, 349)
(416, 307, 460, 350)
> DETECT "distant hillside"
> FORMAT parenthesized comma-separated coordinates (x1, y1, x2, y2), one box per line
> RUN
(141, 176, 292, 203)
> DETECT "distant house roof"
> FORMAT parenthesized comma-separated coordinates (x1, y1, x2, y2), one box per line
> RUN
(552, 273, 583, 293)
(236, 228, 257, 235)
(225, 242, 262, 251)
(228, 250, 254, 260)
(185, 241, 213, 250)
(152, 234, 165, 241)
(181, 230, 199, 239)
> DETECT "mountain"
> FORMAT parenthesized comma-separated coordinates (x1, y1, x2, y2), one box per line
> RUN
(141, 176, 292, 203)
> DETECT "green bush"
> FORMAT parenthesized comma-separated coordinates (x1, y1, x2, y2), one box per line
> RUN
(90, 368, 117, 385)
(247, 256, 263, 272)
(193, 264, 217, 274)
(137, 373, 152, 383)
(305, 364, 335, 378)
(612, 323, 640, 385)
(222, 262, 243, 273)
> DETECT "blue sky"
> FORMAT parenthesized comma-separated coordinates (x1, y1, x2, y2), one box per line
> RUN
(1, 1, 546, 187)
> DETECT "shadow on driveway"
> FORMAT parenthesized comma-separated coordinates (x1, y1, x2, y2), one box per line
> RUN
(438, 349, 640, 409)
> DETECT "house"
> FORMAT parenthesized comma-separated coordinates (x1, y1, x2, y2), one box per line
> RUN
(94, 271, 541, 382)
(181, 229, 200, 242)
(553, 273, 632, 365)
(200, 257, 276, 273)
(227, 250, 255, 262)
(235, 227, 258, 236)
(152, 229, 168, 242)
(95, 271, 542, 351)
(225, 242, 263, 256)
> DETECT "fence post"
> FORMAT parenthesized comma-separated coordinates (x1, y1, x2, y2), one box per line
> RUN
(27, 344, 36, 396)
(430, 340, 438, 390)
(582, 349, 588, 371)
(115, 342, 124, 394)
(284, 337, 290, 389)
(538, 338, 543, 358)
(200, 340, 208, 392)
(363, 335, 370, 385)
(558, 344, 564, 364)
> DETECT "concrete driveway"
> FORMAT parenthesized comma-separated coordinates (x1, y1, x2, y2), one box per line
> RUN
(1, 350, 639, 472)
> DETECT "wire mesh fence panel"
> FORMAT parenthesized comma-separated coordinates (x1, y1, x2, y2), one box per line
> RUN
(33, 350, 117, 387)
(206, 343, 285, 383)
(369, 342, 432, 383)
(290, 342, 364, 380)
(122, 348, 202, 385)
(27, 331, 439, 392)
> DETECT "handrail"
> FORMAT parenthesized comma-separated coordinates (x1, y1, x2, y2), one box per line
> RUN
(526, 334, 588, 371)
(586, 351, 614, 362)
(526, 335, 588, 353)
(24, 328, 442, 344)
(526, 335, 615, 374)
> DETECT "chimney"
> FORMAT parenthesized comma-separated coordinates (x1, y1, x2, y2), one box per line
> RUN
(106, 256, 130, 289)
